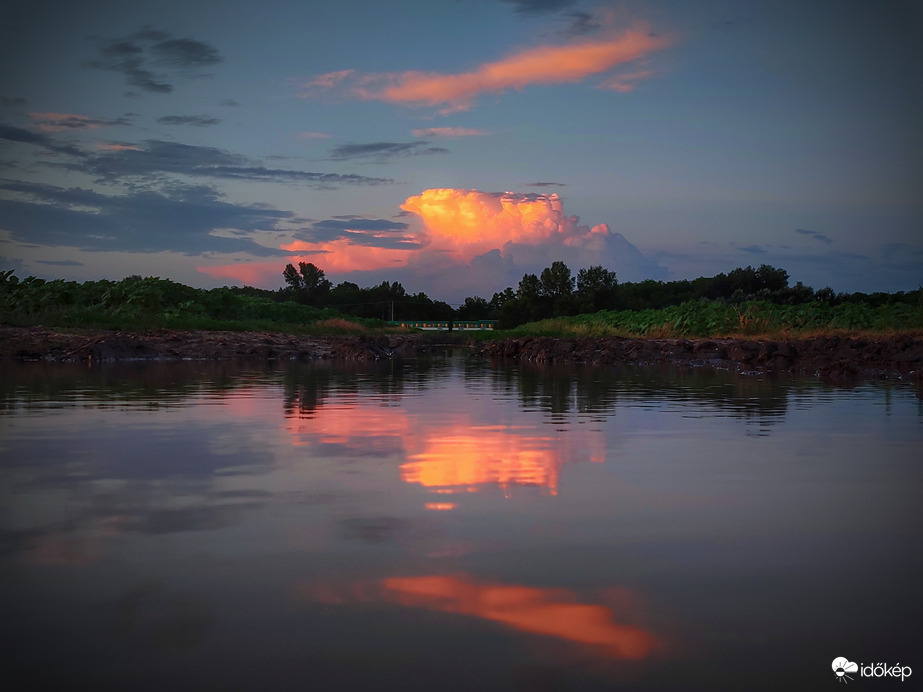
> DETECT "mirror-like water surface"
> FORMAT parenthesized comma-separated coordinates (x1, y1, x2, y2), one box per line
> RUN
(1, 357, 920, 690)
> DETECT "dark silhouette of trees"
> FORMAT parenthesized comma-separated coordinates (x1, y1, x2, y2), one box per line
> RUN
(457, 296, 490, 320)
(273, 260, 876, 330)
(576, 265, 618, 312)
(283, 262, 332, 306)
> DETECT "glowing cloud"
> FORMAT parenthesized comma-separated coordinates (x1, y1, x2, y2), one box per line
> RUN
(197, 187, 649, 291)
(299, 24, 673, 111)
(411, 127, 492, 138)
(401, 188, 613, 264)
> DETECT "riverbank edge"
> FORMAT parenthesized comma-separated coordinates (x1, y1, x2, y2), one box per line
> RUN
(2, 325, 921, 383)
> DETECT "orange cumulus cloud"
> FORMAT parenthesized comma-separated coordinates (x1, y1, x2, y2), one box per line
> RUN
(301, 24, 673, 112)
(401, 188, 612, 264)
(198, 188, 615, 287)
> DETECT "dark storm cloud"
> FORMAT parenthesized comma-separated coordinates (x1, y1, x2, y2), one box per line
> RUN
(328, 141, 449, 162)
(85, 29, 222, 93)
(0, 179, 293, 255)
(156, 115, 222, 127)
(0, 97, 27, 107)
(219, 99, 239, 107)
(527, 181, 565, 187)
(292, 218, 423, 250)
(502, 0, 577, 15)
(796, 228, 834, 245)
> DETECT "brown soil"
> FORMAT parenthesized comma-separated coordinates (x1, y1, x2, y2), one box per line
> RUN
(2, 325, 921, 384)
(474, 334, 923, 384)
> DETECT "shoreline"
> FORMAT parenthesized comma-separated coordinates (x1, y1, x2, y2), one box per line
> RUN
(2, 325, 921, 384)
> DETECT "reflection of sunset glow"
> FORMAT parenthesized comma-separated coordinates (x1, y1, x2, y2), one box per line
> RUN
(401, 426, 560, 495)
(424, 502, 457, 511)
(382, 576, 656, 659)
(286, 403, 411, 449)
(274, 388, 608, 501)
(299, 575, 657, 660)
(301, 574, 657, 659)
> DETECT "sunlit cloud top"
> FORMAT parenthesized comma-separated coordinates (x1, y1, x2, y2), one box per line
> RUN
(299, 23, 673, 112)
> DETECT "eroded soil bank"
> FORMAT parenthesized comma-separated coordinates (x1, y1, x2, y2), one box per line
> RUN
(473, 334, 923, 383)
(2, 325, 921, 383)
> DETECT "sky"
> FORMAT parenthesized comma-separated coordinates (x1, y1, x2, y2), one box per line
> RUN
(1, 0, 921, 303)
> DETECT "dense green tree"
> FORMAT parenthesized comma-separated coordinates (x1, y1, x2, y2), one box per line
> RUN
(576, 265, 618, 312)
(457, 296, 490, 320)
(517, 273, 541, 300)
(539, 261, 574, 299)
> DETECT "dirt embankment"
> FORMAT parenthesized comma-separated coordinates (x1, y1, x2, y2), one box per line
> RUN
(474, 334, 923, 382)
(0, 325, 439, 363)
(2, 325, 921, 382)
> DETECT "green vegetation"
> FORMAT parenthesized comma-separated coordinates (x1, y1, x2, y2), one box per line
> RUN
(503, 299, 923, 339)
(3, 261, 920, 339)
(0, 270, 384, 333)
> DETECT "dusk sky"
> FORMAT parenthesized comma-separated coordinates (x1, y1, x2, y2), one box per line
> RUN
(1, 0, 921, 302)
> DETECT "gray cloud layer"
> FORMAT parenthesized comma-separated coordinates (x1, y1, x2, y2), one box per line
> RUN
(0, 179, 292, 255)
(157, 115, 222, 127)
(0, 119, 407, 259)
(85, 29, 223, 94)
(292, 218, 424, 250)
(796, 228, 834, 245)
(328, 141, 449, 163)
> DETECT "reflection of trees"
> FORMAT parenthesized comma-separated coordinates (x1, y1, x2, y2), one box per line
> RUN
(484, 361, 793, 431)
(0, 360, 249, 412)
(281, 357, 457, 418)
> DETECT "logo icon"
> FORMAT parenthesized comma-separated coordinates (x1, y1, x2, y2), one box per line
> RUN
(833, 657, 858, 684)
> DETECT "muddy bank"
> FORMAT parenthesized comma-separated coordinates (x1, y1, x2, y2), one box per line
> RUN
(2, 325, 921, 383)
(475, 334, 923, 383)
(0, 325, 449, 363)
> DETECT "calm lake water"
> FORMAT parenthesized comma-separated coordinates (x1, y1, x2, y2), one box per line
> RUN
(1, 354, 920, 691)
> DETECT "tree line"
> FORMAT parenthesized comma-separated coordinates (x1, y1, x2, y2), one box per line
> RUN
(283, 260, 918, 329)
(2, 262, 916, 332)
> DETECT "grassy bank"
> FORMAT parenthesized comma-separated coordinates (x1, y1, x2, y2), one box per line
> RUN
(494, 299, 923, 340)
(4, 272, 921, 341)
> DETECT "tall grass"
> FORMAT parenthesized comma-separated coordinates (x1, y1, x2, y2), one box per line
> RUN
(506, 300, 923, 339)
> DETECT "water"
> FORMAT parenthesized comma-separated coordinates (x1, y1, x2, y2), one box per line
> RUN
(1, 356, 920, 690)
